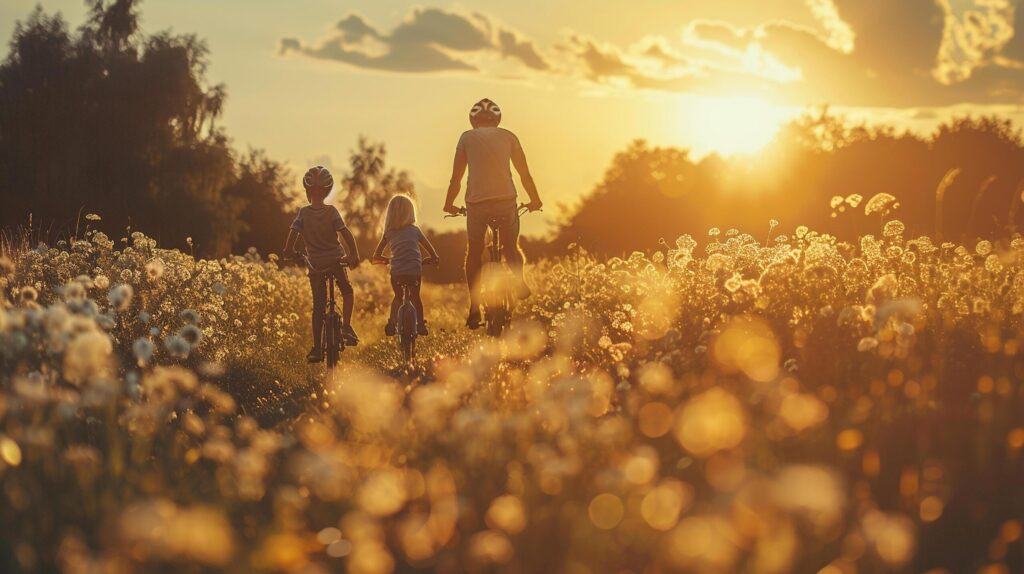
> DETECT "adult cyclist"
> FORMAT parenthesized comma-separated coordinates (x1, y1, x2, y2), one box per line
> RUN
(443, 98, 543, 329)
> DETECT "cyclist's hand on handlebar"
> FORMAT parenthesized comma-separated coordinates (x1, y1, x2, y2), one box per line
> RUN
(525, 199, 544, 212)
(443, 204, 465, 216)
(345, 255, 360, 269)
(424, 256, 440, 265)
(371, 256, 389, 265)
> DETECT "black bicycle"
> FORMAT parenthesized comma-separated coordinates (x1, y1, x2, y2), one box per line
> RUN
(372, 256, 438, 363)
(298, 254, 348, 368)
(447, 203, 537, 337)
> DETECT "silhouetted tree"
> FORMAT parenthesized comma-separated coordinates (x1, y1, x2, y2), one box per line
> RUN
(228, 151, 299, 256)
(552, 111, 1024, 256)
(0, 2, 293, 257)
(552, 140, 707, 257)
(337, 136, 415, 254)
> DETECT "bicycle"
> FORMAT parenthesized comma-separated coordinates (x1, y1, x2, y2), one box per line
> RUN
(446, 203, 537, 337)
(294, 253, 348, 368)
(371, 256, 438, 363)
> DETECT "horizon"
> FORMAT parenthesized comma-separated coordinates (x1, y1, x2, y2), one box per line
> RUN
(4, 0, 1024, 235)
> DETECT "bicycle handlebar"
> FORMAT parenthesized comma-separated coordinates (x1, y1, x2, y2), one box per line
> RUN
(444, 203, 542, 218)
(288, 252, 349, 273)
(372, 256, 439, 265)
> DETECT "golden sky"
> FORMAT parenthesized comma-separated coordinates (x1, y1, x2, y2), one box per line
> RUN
(4, 0, 1024, 232)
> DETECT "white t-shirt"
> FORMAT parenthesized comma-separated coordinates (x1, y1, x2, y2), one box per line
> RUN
(457, 127, 521, 204)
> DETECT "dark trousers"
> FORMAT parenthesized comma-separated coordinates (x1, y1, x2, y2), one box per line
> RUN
(465, 199, 525, 309)
(390, 274, 423, 325)
(309, 264, 353, 346)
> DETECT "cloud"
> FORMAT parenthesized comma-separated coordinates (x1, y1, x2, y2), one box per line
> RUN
(757, 0, 1024, 106)
(1004, 4, 1024, 61)
(935, 0, 1016, 83)
(561, 0, 1024, 108)
(805, 0, 854, 53)
(280, 8, 549, 74)
(565, 36, 636, 81)
(280, 2, 1024, 110)
(684, 20, 751, 52)
(497, 29, 549, 70)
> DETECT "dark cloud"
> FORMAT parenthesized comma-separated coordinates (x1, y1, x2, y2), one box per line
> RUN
(831, 0, 945, 76)
(752, 0, 1024, 107)
(281, 8, 549, 74)
(498, 30, 550, 70)
(562, 33, 770, 95)
(996, 0, 1024, 61)
(566, 36, 635, 81)
(389, 9, 492, 51)
(641, 0, 1024, 107)
(280, 2, 1024, 109)
(336, 14, 379, 43)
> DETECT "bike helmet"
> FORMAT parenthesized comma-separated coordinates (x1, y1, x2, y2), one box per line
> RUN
(469, 98, 501, 128)
(303, 165, 334, 192)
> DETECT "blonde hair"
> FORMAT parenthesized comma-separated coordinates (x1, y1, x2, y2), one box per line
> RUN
(384, 195, 417, 233)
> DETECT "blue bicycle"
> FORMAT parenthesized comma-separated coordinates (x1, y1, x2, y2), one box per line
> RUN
(372, 256, 438, 363)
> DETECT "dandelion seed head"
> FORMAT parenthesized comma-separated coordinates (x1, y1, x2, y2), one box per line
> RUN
(107, 284, 133, 312)
(164, 335, 190, 359)
(179, 324, 203, 347)
(133, 338, 154, 363)
(144, 258, 165, 281)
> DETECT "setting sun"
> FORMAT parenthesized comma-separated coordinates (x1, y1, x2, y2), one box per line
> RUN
(686, 95, 798, 156)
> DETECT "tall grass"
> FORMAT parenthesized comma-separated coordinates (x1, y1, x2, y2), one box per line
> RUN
(0, 214, 1021, 573)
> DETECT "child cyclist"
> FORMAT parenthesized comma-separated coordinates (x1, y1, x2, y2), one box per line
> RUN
(371, 195, 439, 336)
(283, 166, 361, 362)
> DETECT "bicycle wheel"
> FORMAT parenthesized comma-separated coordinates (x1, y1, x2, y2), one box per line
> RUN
(325, 312, 340, 368)
(484, 303, 502, 337)
(398, 303, 417, 363)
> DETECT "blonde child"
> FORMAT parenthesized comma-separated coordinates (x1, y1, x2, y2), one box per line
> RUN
(371, 195, 439, 336)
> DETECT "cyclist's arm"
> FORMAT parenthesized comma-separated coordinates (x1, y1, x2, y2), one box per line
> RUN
(339, 228, 360, 266)
(511, 146, 542, 207)
(444, 146, 468, 211)
(419, 236, 439, 260)
(371, 236, 388, 260)
(284, 228, 299, 255)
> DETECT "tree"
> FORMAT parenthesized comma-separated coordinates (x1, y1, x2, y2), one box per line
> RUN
(0, 1, 294, 257)
(336, 137, 415, 254)
(550, 112, 1024, 257)
(229, 151, 300, 256)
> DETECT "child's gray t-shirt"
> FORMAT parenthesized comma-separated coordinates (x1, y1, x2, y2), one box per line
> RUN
(291, 205, 347, 267)
(385, 225, 426, 276)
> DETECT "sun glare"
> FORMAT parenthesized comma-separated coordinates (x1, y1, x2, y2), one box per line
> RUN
(685, 95, 796, 156)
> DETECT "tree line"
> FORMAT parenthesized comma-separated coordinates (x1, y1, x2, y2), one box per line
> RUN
(551, 111, 1024, 258)
(0, 1, 409, 259)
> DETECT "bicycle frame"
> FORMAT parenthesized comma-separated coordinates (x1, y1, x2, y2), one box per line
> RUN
(448, 204, 535, 337)
(302, 255, 348, 368)
(396, 280, 418, 363)
(371, 256, 435, 364)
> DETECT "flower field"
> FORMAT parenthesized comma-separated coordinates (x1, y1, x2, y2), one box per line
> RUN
(0, 220, 1022, 573)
